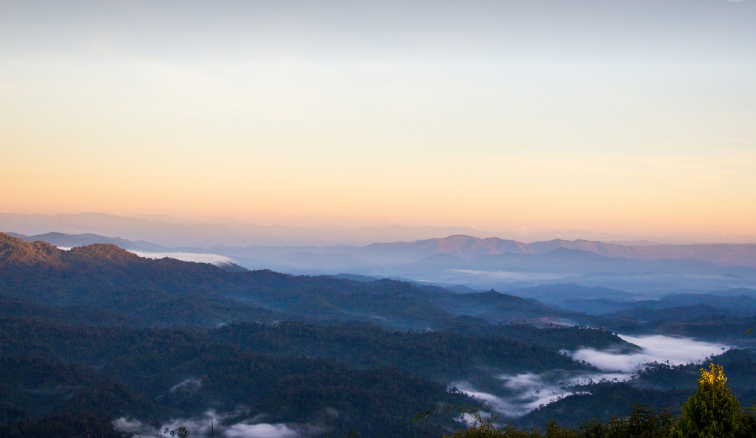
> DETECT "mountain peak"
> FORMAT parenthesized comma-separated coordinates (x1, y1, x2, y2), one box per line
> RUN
(67, 243, 139, 263)
(428, 235, 530, 257)
(0, 232, 63, 266)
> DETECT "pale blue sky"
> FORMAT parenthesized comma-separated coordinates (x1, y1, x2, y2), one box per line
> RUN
(1, 0, 755, 238)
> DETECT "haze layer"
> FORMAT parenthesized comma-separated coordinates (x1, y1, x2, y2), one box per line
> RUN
(1, 0, 755, 238)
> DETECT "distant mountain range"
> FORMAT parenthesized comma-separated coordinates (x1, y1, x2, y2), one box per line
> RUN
(363, 235, 756, 267)
(4, 230, 756, 435)
(0, 230, 642, 437)
(13, 229, 746, 342)
(6, 231, 167, 252)
(4, 212, 755, 248)
(8, 231, 756, 295)
(0, 232, 579, 329)
(11, 230, 756, 266)
(0, 212, 498, 247)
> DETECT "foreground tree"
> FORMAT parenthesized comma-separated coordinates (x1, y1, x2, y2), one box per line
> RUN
(668, 364, 743, 438)
(441, 364, 756, 438)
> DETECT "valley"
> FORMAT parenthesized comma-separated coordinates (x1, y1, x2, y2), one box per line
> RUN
(1, 231, 755, 437)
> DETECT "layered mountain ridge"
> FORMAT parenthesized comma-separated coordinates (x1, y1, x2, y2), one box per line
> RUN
(366, 234, 756, 266)
(0, 232, 582, 329)
(11, 231, 756, 268)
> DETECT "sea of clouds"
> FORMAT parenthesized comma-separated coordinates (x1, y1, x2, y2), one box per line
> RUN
(57, 246, 235, 267)
(117, 335, 731, 435)
(571, 334, 730, 373)
(452, 334, 730, 419)
(451, 370, 625, 419)
(130, 250, 235, 266)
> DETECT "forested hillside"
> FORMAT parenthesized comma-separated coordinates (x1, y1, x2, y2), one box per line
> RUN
(0, 232, 587, 329)
(0, 232, 752, 437)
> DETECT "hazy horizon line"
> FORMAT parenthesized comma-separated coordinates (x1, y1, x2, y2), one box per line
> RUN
(2, 210, 755, 246)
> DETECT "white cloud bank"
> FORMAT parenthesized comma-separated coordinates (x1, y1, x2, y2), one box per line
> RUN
(224, 422, 300, 438)
(453, 334, 730, 419)
(56, 246, 236, 267)
(114, 410, 319, 438)
(570, 334, 730, 373)
(129, 250, 235, 266)
(452, 370, 625, 419)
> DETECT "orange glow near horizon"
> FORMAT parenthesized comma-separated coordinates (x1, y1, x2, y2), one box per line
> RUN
(2, 147, 755, 239)
(2, 1, 755, 241)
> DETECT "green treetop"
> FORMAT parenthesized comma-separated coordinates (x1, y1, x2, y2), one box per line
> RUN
(669, 364, 743, 438)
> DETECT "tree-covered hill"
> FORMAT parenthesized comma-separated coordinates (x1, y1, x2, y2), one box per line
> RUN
(0, 317, 598, 388)
(513, 348, 756, 430)
(0, 232, 576, 329)
(210, 321, 593, 382)
(3, 231, 751, 436)
(0, 310, 633, 437)
(515, 383, 689, 430)
(0, 355, 166, 423)
(0, 317, 478, 436)
(438, 316, 637, 352)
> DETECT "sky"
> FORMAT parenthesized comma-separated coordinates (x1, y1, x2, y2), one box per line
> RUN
(1, 0, 755, 240)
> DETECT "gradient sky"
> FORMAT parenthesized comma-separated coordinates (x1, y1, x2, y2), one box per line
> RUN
(2, 0, 755, 239)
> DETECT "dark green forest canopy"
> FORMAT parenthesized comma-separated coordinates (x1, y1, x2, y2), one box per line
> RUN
(0, 318, 593, 387)
(512, 349, 756, 430)
(2, 232, 754, 437)
(0, 355, 166, 423)
(0, 312, 626, 437)
(0, 318, 475, 436)
(438, 316, 636, 352)
(0, 232, 582, 329)
(210, 321, 594, 380)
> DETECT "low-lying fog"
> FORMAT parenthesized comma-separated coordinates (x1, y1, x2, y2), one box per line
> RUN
(114, 335, 731, 437)
(572, 335, 729, 373)
(57, 246, 235, 266)
(451, 270, 579, 282)
(115, 410, 320, 438)
(130, 250, 235, 266)
(452, 334, 730, 419)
